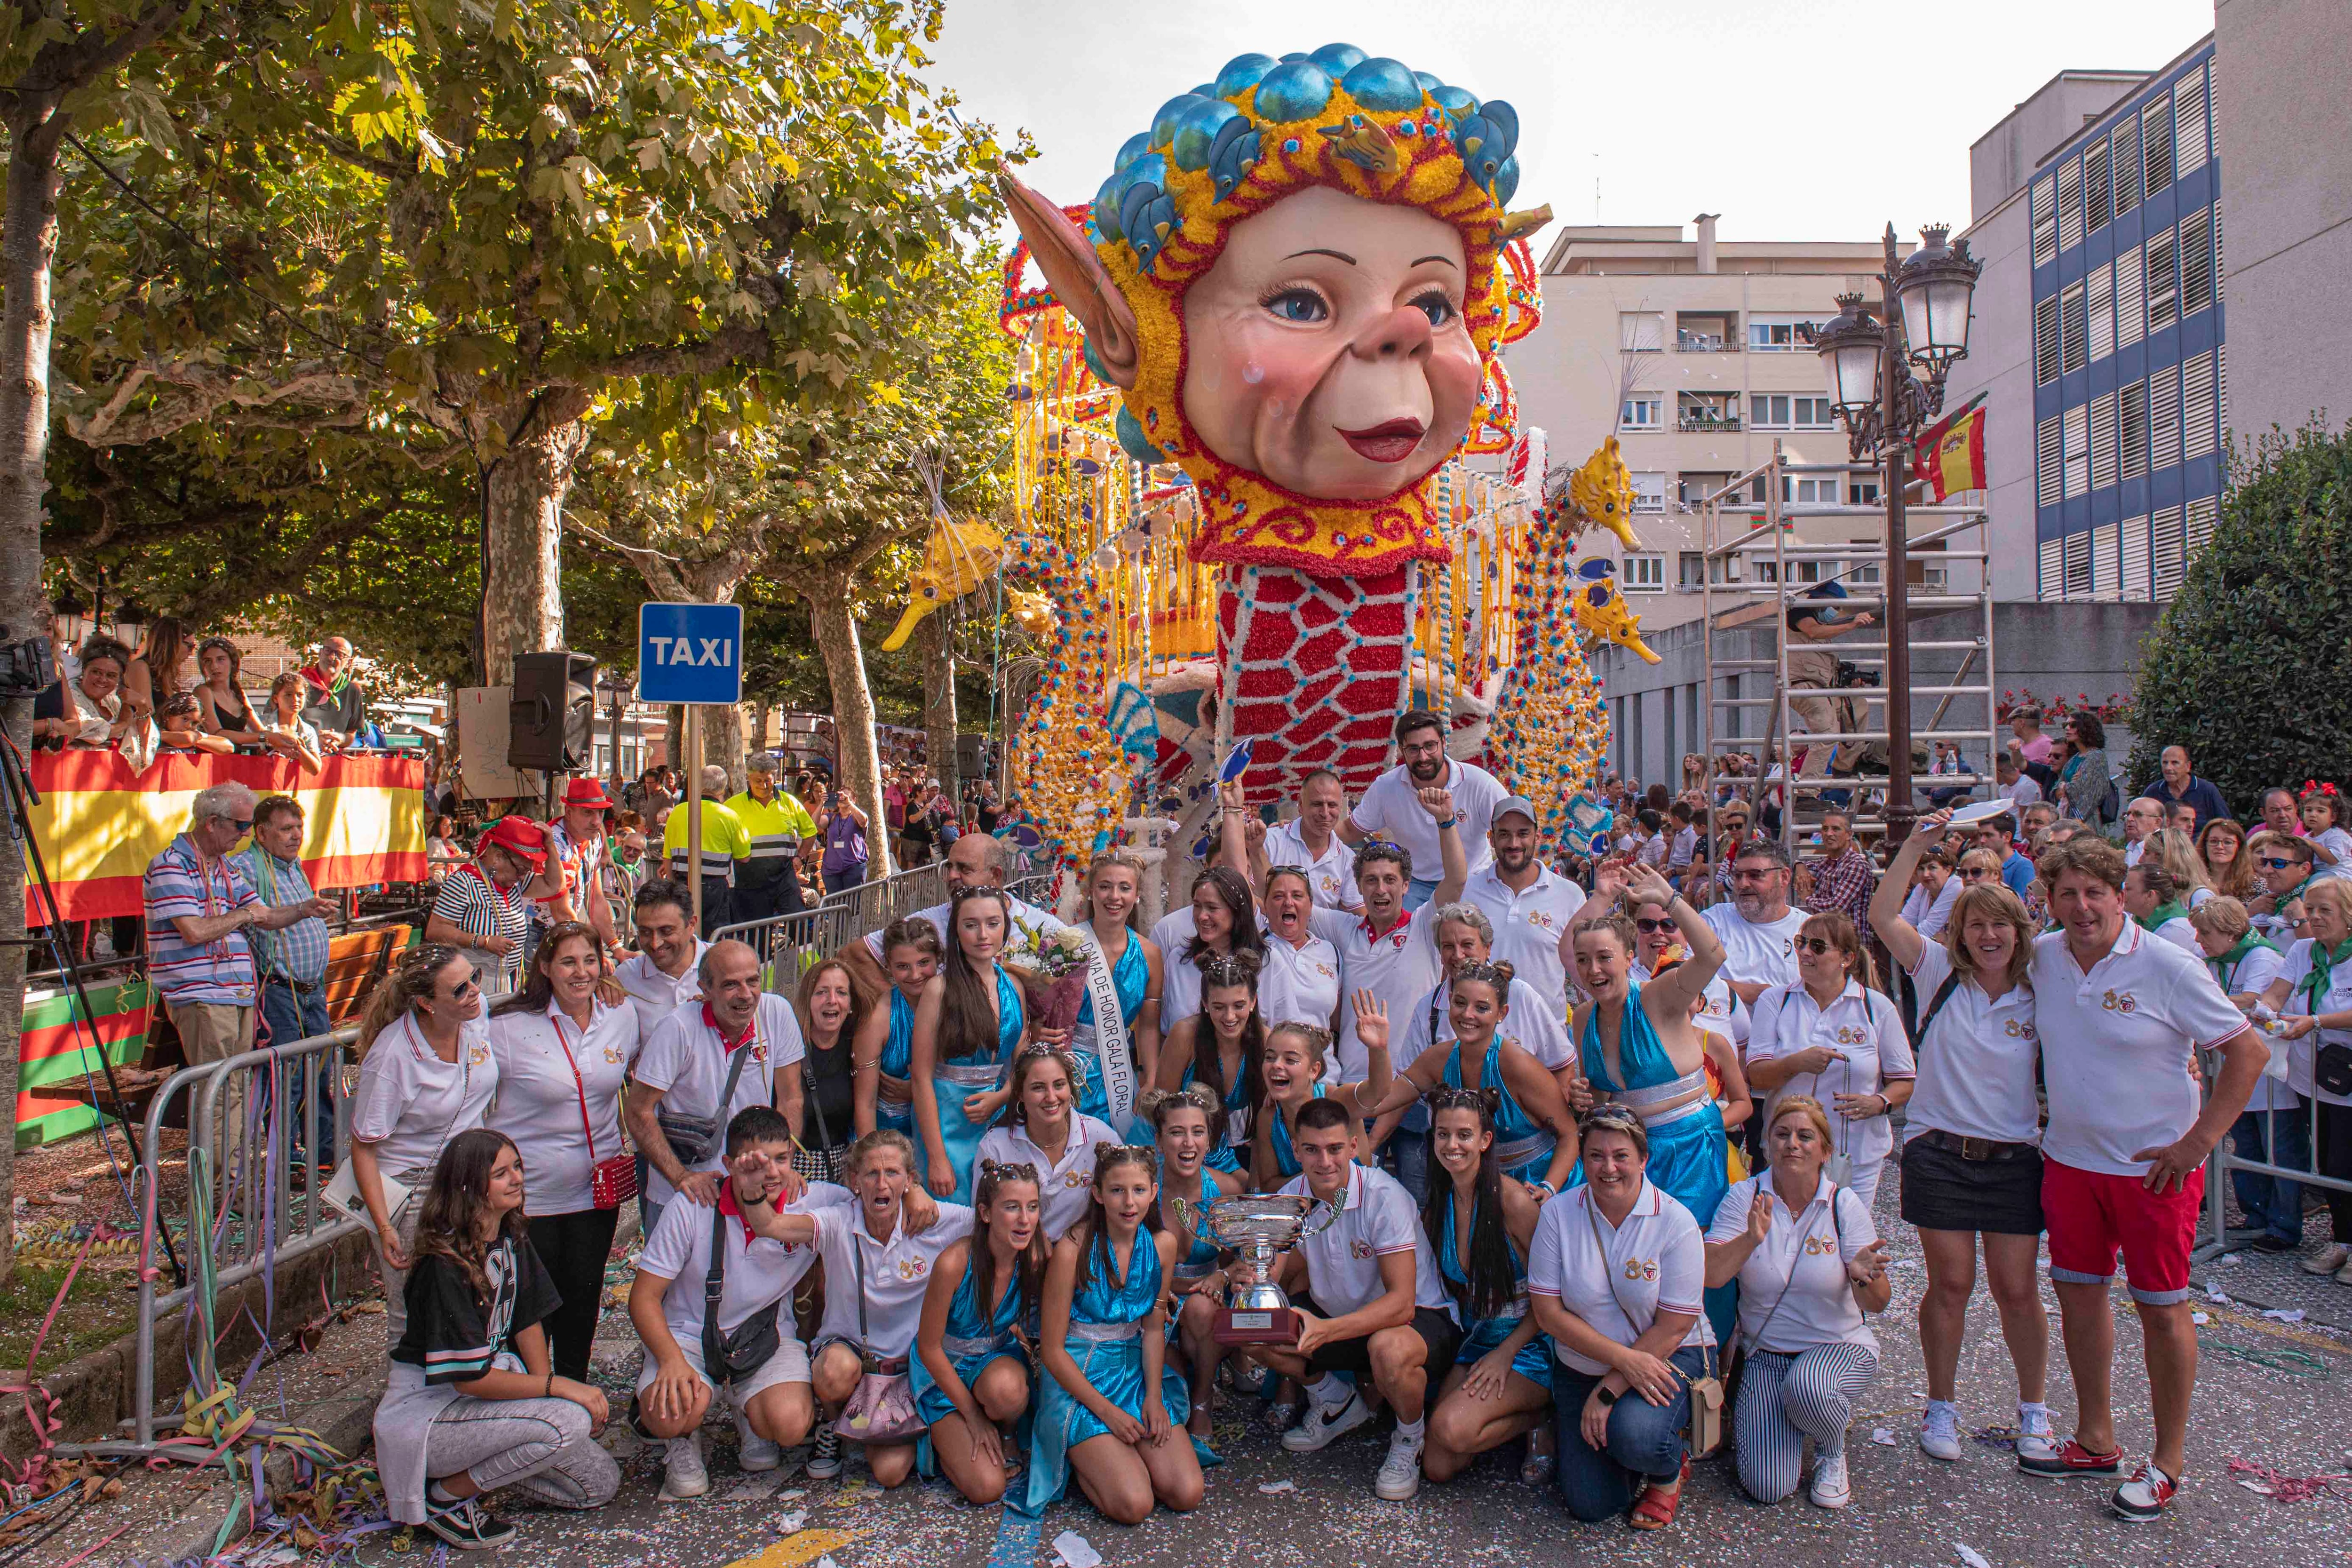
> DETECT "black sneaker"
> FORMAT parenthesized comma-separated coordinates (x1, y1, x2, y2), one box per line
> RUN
(806, 1424, 843, 1480)
(425, 1498, 518, 1551)
(2251, 1234, 2298, 1254)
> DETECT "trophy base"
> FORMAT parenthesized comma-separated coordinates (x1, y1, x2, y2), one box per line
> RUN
(1213, 1307, 1303, 1347)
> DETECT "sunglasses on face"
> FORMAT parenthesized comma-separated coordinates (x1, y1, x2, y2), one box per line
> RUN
(1960, 868, 1993, 882)
(2260, 857, 2306, 871)
(1635, 916, 1677, 934)
(1795, 937, 1838, 956)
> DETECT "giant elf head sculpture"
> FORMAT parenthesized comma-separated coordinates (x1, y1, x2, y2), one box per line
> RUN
(1001, 43, 1547, 577)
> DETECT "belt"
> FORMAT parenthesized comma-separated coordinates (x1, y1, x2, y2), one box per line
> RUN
(1915, 1128, 2038, 1162)
(1066, 1321, 1142, 1344)
(266, 974, 326, 995)
(941, 1332, 1017, 1359)
(1491, 1129, 1557, 1172)
(938, 1061, 1003, 1087)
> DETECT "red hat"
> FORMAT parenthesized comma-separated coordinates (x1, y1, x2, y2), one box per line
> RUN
(480, 814, 548, 868)
(562, 777, 613, 809)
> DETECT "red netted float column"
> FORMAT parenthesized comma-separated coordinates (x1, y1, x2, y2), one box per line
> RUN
(1216, 565, 1414, 805)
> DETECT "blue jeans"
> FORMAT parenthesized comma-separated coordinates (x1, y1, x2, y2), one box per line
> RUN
(2231, 1105, 2310, 1242)
(1405, 876, 1438, 910)
(259, 979, 336, 1159)
(1554, 1345, 1703, 1522)
(1382, 1124, 1430, 1206)
(823, 865, 867, 896)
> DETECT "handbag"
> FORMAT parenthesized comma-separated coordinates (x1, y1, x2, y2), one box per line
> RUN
(549, 1011, 637, 1210)
(656, 1026, 756, 1169)
(1586, 1198, 1724, 1458)
(2317, 1043, 2352, 1098)
(323, 1021, 471, 1228)
(832, 1234, 926, 1444)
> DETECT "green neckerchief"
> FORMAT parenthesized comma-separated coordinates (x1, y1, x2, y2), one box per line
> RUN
(2303, 938, 2352, 1010)
(2134, 901, 2187, 935)
(2212, 932, 2278, 990)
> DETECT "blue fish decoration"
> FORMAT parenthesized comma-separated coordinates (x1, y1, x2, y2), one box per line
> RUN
(1219, 738, 1254, 783)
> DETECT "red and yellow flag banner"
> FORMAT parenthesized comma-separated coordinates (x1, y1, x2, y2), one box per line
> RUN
(1913, 391, 1989, 503)
(24, 751, 427, 923)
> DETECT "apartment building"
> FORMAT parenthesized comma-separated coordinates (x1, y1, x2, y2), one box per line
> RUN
(1505, 218, 1898, 637)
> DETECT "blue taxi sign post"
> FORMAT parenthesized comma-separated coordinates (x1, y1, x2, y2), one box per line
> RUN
(638, 603, 745, 931)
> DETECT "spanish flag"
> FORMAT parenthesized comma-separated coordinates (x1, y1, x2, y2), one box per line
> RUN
(25, 751, 427, 923)
(1913, 391, 1989, 503)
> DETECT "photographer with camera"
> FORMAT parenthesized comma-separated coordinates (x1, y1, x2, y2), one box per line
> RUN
(1787, 583, 1875, 789)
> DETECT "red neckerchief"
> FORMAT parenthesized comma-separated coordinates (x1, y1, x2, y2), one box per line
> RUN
(460, 860, 521, 915)
(703, 1001, 758, 1055)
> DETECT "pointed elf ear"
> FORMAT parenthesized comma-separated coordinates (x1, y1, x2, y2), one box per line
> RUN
(998, 171, 1140, 390)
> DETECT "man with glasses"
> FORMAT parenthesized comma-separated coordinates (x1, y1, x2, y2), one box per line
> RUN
(2120, 796, 2166, 869)
(1341, 710, 1508, 909)
(143, 783, 336, 1170)
(2246, 831, 2317, 942)
(1702, 842, 1809, 1008)
(297, 635, 366, 754)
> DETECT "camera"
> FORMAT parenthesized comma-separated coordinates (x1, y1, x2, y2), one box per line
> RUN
(1833, 661, 1881, 689)
(0, 633, 56, 698)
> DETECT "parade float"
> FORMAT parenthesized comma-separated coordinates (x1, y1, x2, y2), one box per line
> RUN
(883, 43, 1662, 895)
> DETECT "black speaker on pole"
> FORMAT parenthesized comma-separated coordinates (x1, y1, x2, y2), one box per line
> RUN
(955, 732, 988, 781)
(509, 651, 599, 772)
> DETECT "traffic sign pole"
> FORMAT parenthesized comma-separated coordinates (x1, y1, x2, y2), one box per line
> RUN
(687, 704, 704, 933)
(638, 601, 744, 939)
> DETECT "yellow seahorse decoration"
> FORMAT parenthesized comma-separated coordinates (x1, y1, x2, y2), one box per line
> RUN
(878, 514, 1006, 652)
(1565, 435, 1642, 551)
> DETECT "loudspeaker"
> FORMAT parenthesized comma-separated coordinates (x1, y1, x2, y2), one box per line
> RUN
(509, 652, 598, 772)
(955, 732, 988, 780)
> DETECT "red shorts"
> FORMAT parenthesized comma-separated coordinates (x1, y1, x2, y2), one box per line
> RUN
(2042, 1157, 2203, 1305)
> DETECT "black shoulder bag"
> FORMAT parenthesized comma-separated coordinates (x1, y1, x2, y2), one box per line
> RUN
(700, 1202, 784, 1383)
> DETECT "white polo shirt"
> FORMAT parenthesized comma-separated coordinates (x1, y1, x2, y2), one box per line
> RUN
(1706, 1178, 1877, 1354)
(1265, 819, 1364, 912)
(1899, 878, 1962, 940)
(810, 1202, 976, 1358)
(615, 942, 708, 1056)
(862, 894, 1063, 963)
(1702, 904, 1809, 993)
(1259, 931, 1343, 1033)
(1746, 980, 1916, 1174)
(1148, 906, 1195, 959)
(350, 1012, 499, 1181)
(2280, 938, 2352, 1109)
(974, 1114, 1121, 1243)
(2030, 921, 2251, 1176)
(633, 996, 808, 1207)
(1310, 902, 1446, 1081)
(1348, 757, 1505, 882)
(1527, 1178, 1713, 1374)
(1899, 941, 2040, 1147)
(2216, 941, 2294, 1112)
(639, 1180, 853, 1343)
(2148, 915, 2200, 954)
(485, 1000, 638, 1215)
(1462, 862, 1582, 1012)
(1279, 1162, 1454, 1321)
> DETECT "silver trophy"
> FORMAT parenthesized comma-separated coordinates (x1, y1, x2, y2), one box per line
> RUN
(1171, 1193, 1337, 1345)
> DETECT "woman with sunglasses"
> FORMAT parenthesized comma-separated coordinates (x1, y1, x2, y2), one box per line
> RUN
(1869, 807, 2051, 1465)
(1620, 877, 1744, 1053)
(911, 887, 1032, 1202)
(977, 1046, 1123, 1244)
(1746, 911, 1915, 1212)
(347, 946, 501, 1341)
(913, 1158, 1046, 1506)
(1146, 1086, 1247, 1438)
(1154, 951, 1263, 1173)
(1419, 1087, 1556, 1488)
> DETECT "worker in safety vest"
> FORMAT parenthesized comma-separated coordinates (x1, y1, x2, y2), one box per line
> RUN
(664, 764, 750, 936)
(728, 755, 818, 924)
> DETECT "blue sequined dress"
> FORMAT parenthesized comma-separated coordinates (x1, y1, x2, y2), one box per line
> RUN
(922, 966, 1025, 1204)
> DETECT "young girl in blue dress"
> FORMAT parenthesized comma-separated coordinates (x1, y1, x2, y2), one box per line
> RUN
(1070, 852, 1164, 1130)
(1153, 951, 1264, 1174)
(1026, 1144, 1208, 1523)
(913, 1158, 1046, 1505)
(911, 888, 1029, 1202)
(853, 916, 940, 1138)
(1418, 1088, 1558, 1488)
(1250, 1005, 1395, 1190)
(1145, 1086, 1246, 1439)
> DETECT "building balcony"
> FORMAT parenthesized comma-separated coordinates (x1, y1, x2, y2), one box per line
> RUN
(1677, 413, 1742, 433)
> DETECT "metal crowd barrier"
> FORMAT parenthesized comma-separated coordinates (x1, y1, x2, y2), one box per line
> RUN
(2194, 1039, 2351, 1261)
(712, 864, 1056, 995)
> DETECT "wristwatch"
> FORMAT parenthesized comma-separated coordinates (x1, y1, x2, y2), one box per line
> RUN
(1595, 1386, 1619, 1407)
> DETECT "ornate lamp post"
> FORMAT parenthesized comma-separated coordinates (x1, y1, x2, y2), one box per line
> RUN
(1804, 223, 1980, 839)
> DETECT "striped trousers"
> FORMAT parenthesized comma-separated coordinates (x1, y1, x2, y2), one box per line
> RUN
(1733, 1341, 1879, 1504)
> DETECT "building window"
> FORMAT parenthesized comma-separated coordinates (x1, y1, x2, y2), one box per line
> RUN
(2152, 505, 2185, 599)
(2063, 403, 2090, 499)
(2142, 94, 2174, 197)
(2087, 263, 2114, 361)
(2039, 535, 2063, 600)
(1630, 471, 1667, 512)
(2145, 228, 2178, 334)
(2085, 140, 2113, 234)
(2090, 391, 2118, 490)
(2180, 207, 2214, 315)
(2064, 531, 2093, 598)
(1706, 553, 1743, 584)
(1620, 311, 1665, 351)
(1746, 314, 1828, 352)
(1849, 478, 1880, 506)
(2113, 116, 2142, 215)
(1794, 396, 1835, 430)
(2184, 350, 2217, 460)
(1848, 554, 1882, 587)
(1678, 472, 1733, 508)
(2120, 380, 2149, 482)
(2057, 158, 2083, 252)
(1677, 391, 1739, 431)
(1675, 311, 1737, 352)
(1622, 552, 1665, 591)
(2115, 244, 2144, 349)
(2092, 522, 2120, 601)
(2037, 415, 2062, 508)
(1677, 551, 1707, 589)
(2176, 64, 2209, 177)
(2033, 294, 2060, 384)
(2150, 363, 2182, 471)
(1621, 394, 1663, 430)
(2186, 493, 2219, 556)
(1787, 476, 1839, 506)
(1750, 394, 1829, 430)
(2214, 204, 2224, 303)
(2060, 282, 2088, 375)
(2030, 174, 2056, 267)
(2121, 513, 2151, 602)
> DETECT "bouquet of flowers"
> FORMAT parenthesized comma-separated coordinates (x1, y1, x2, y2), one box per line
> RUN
(1018, 922, 1097, 1035)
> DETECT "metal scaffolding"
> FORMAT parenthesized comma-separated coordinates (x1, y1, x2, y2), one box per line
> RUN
(1698, 439, 1999, 853)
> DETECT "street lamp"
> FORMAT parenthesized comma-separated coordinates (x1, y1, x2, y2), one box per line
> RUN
(1803, 223, 1981, 839)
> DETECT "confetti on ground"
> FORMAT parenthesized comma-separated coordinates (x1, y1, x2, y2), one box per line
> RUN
(729, 1475, 782, 1501)
(1257, 1479, 1298, 1493)
(2226, 1457, 2352, 1504)
(2264, 1308, 2307, 1322)
(1053, 1528, 1103, 1568)
(1870, 1428, 1897, 1446)
(775, 1509, 808, 1535)
(1955, 1546, 1993, 1568)
(2208, 1284, 2235, 1303)
(2195, 1311, 2211, 1324)
(1971, 1425, 2018, 1453)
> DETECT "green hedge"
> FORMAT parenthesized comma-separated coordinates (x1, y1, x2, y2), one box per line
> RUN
(2126, 422, 2352, 815)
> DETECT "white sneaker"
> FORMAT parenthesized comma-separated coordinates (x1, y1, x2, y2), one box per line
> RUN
(1809, 1450, 1851, 1509)
(736, 1406, 780, 1472)
(660, 1431, 709, 1501)
(1281, 1391, 1372, 1453)
(1919, 1402, 1963, 1461)
(2015, 1404, 2059, 1466)
(1375, 1432, 1424, 1501)
(2302, 1242, 2349, 1275)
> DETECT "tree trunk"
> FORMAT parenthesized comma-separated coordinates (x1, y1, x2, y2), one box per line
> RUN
(701, 701, 745, 797)
(480, 398, 592, 684)
(0, 103, 69, 1288)
(664, 704, 684, 776)
(809, 573, 891, 878)
(921, 612, 957, 799)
